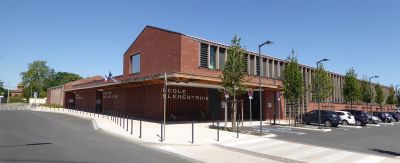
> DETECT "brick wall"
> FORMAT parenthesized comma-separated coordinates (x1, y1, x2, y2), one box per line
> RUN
(122, 27, 182, 79)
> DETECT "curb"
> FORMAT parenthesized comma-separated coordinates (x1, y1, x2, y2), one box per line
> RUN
(366, 124, 381, 127)
(338, 125, 362, 129)
(276, 125, 332, 132)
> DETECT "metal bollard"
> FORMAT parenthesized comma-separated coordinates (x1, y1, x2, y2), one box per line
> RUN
(123, 113, 125, 129)
(237, 119, 239, 138)
(139, 119, 142, 139)
(130, 117, 133, 134)
(192, 120, 194, 144)
(119, 113, 122, 127)
(126, 114, 128, 132)
(160, 120, 163, 142)
(217, 121, 219, 141)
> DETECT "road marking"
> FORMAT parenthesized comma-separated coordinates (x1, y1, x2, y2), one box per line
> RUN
(266, 143, 305, 155)
(159, 146, 203, 162)
(256, 127, 307, 135)
(286, 147, 329, 160)
(310, 150, 354, 163)
(355, 155, 385, 163)
(243, 140, 288, 151)
(225, 138, 267, 147)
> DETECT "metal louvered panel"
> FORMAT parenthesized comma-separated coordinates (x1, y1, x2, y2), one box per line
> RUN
(243, 54, 248, 74)
(200, 43, 208, 68)
(256, 56, 260, 76)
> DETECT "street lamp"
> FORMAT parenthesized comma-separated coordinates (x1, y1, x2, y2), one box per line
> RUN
(368, 76, 379, 115)
(258, 40, 273, 135)
(317, 58, 329, 129)
(395, 85, 399, 110)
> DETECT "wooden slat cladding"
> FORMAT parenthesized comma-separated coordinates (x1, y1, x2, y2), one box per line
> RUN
(165, 85, 209, 121)
(75, 90, 97, 109)
(102, 84, 163, 120)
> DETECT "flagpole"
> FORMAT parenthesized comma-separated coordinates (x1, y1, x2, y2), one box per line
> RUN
(163, 72, 167, 141)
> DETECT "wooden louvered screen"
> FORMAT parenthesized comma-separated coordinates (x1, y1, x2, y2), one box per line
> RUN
(200, 43, 208, 68)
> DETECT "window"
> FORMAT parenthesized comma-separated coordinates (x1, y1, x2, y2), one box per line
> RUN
(209, 46, 217, 69)
(218, 48, 225, 70)
(131, 54, 140, 73)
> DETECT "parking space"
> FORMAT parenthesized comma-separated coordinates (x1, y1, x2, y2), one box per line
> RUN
(253, 123, 400, 158)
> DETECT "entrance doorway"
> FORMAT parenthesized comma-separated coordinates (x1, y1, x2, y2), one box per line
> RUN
(96, 91, 103, 113)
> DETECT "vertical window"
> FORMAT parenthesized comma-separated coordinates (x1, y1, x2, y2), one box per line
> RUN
(131, 54, 140, 73)
(209, 46, 217, 69)
(200, 43, 208, 68)
(249, 55, 255, 75)
(243, 54, 248, 74)
(218, 48, 225, 70)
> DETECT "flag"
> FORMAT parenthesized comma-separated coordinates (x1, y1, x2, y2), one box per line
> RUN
(104, 71, 117, 82)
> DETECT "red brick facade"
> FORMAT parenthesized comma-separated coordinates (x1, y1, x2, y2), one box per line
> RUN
(47, 25, 395, 121)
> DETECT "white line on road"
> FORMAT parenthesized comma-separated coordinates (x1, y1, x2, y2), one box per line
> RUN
(225, 138, 267, 147)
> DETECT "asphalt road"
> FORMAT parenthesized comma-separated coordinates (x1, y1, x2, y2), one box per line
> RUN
(0, 104, 192, 163)
(259, 123, 400, 158)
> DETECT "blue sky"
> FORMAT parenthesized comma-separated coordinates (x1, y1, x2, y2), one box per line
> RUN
(1, 0, 399, 88)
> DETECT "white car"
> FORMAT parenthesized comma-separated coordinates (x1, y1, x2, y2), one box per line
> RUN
(335, 111, 356, 125)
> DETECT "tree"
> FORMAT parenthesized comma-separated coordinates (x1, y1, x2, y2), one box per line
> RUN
(396, 89, 400, 108)
(47, 72, 82, 88)
(375, 84, 384, 107)
(20, 60, 54, 98)
(282, 50, 304, 122)
(311, 63, 333, 103)
(386, 85, 396, 109)
(0, 80, 6, 101)
(220, 35, 247, 129)
(360, 77, 373, 104)
(342, 68, 360, 110)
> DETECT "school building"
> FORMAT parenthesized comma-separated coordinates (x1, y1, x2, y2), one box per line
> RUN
(47, 26, 393, 121)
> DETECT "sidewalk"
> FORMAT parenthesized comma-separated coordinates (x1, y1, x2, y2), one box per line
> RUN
(31, 106, 400, 163)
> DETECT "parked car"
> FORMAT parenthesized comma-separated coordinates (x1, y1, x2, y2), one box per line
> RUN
(366, 113, 381, 124)
(373, 112, 393, 123)
(335, 111, 356, 125)
(341, 109, 368, 126)
(303, 110, 340, 127)
(388, 112, 400, 122)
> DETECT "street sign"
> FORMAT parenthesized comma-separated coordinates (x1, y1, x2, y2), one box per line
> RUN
(248, 89, 253, 99)
(224, 90, 229, 99)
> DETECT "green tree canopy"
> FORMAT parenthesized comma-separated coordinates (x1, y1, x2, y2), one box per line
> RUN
(375, 84, 384, 106)
(0, 80, 5, 97)
(311, 63, 333, 102)
(386, 85, 397, 106)
(20, 60, 83, 99)
(342, 68, 360, 107)
(47, 72, 82, 88)
(282, 50, 304, 102)
(360, 77, 373, 104)
(221, 35, 247, 96)
(20, 61, 54, 98)
(220, 35, 247, 128)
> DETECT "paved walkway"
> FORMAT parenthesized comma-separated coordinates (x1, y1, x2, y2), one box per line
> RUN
(28, 106, 400, 163)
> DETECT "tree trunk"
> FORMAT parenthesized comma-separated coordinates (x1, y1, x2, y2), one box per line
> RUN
(224, 101, 227, 130)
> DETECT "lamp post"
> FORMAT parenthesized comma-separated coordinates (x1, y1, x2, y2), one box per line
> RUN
(258, 40, 273, 135)
(368, 76, 379, 115)
(316, 58, 329, 129)
(396, 85, 400, 110)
